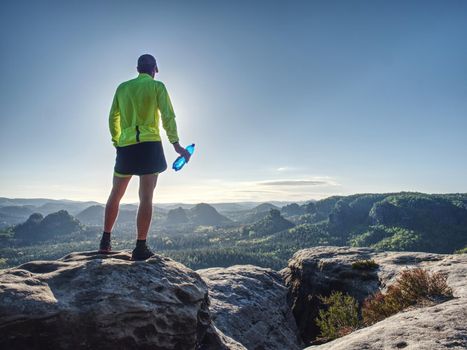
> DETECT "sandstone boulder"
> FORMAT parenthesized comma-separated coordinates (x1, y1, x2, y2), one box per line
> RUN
(0, 251, 246, 350)
(197, 264, 303, 350)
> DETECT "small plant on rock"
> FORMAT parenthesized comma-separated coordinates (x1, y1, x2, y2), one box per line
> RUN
(362, 268, 453, 325)
(315, 291, 360, 341)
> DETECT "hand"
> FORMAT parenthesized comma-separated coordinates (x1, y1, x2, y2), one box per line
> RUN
(173, 142, 191, 162)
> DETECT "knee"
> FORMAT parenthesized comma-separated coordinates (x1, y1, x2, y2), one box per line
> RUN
(107, 191, 123, 206)
(139, 196, 153, 205)
(139, 188, 154, 204)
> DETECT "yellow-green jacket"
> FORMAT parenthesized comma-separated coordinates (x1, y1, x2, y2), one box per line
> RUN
(109, 72, 179, 147)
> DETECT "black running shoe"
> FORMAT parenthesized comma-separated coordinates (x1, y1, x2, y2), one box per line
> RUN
(131, 244, 154, 261)
(98, 237, 112, 254)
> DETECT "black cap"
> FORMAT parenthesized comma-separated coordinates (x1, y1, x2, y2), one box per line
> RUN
(137, 54, 157, 73)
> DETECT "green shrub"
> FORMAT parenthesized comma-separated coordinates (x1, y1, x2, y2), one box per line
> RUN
(315, 291, 360, 340)
(362, 268, 453, 325)
(351, 259, 379, 270)
(454, 247, 467, 254)
(361, 285, 407, 325)
(397, 267, 453, 301)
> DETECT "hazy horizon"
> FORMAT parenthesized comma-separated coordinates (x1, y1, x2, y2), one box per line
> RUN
(2, 190, 466, 207)
(1, 0, 467, 203)
(0, 194, 308, 206)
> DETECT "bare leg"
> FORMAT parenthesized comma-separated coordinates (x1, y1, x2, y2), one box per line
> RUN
(104, 175, 132, 233)
(136, 174, 158, 240)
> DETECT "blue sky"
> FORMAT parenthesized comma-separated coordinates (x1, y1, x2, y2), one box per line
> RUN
(1, 0, 466, 203)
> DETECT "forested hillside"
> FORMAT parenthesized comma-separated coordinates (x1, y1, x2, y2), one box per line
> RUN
(0, 193, 466, 270)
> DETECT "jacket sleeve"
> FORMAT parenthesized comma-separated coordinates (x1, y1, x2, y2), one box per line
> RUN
(157, 82, 180, 144)
(108, 89, 121, 147)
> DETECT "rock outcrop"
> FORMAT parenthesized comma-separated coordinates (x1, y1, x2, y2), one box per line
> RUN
(75, 205, 105, 226)
(166, 207, 190, 225)
(243, 209, 295, 236)
(189, 203, 232, 226)
(197, 264, 303, 350)
(0, 251, 245, 350)
(280, 246, 467, 349)
(2, 245, 466, 350)
(14, 210, 83, 240)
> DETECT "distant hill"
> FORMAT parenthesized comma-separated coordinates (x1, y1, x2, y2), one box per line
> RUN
(156, 203, 197, 210)
(76, 205, 105, 226)
(209, 203, 249, 212)
(120, 204, 139, 211)
(116, 209, 137, 224)
(281, 203, 305, 217)
(243, 209, 295, 236)
(0, 205, 35, 217)
(14, 210, 82, 241)
(288, 192, 467, 253)
(2, 192, 467, 271)
(252, 203, 280, 213)
(188, 203, 232, 226)
(229, 202, 282, 224)
(0, 206, 35, 227)
(75, 205, 139, 226)
(0, 198, 301, 223)
(163, 204, 233, 227)
(0, 198, 101, 216)
(0, 213, 11, 229)
(0, 197, 54, 207)
(36, 201, 100, 216)
(146, 201, 299, 212)
(165, 207, 189, 225)
(3, 193, 466, 254)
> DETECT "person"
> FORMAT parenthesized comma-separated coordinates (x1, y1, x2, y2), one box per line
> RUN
(98, 54, 191, 260)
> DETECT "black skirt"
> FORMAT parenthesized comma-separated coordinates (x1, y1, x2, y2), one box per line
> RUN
(114, 141, 168, 176)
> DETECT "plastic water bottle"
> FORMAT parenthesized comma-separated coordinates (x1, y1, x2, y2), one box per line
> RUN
(172, 143, 195, 171)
